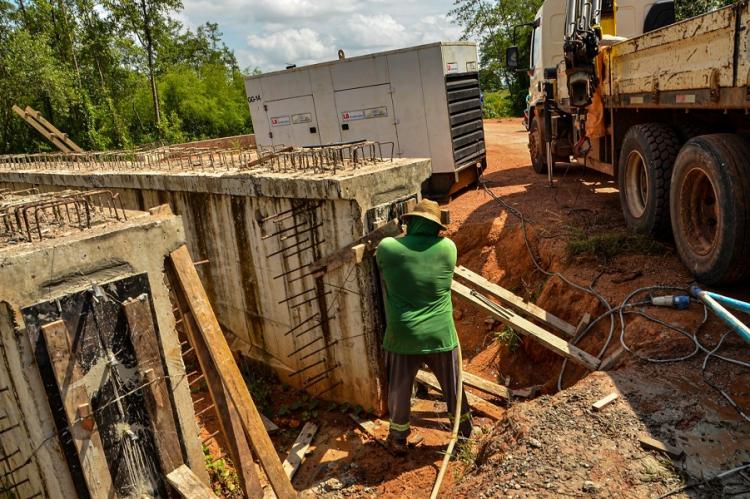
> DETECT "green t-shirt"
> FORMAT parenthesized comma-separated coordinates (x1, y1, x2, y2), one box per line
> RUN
(375, 217, 458, 355)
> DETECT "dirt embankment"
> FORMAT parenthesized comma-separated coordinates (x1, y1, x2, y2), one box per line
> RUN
(446, 119, 749, 498)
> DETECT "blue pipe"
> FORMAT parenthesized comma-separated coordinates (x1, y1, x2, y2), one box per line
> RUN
(690, 286, 750, 345)
(705, 291, 750, 315)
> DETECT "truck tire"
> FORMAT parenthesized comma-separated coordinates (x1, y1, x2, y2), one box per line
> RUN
(670, 134, 750, 284)
(617, 123, 680, 236)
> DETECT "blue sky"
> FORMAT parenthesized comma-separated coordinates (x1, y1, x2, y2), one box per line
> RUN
(178, 0, 467, 72)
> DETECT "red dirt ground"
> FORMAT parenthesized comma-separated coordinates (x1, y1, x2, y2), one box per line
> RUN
(203, 118, 750, 498)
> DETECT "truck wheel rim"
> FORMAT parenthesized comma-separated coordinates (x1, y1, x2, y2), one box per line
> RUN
(679, 167, 718, 257)
(625, 150, 649, 218)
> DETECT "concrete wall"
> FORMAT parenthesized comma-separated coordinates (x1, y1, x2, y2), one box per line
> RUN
(0, 159, 431, 413)
(0, 211, 206, 497)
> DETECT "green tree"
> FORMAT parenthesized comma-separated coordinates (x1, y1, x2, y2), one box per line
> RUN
(450, 0, 543, 116)
(105, 0, 182, 128)
(674, 0, 735, 20)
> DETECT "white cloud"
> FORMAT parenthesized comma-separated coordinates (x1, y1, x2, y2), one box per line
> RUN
(246, 28, 332, 67)
(179, 0, 470, 71)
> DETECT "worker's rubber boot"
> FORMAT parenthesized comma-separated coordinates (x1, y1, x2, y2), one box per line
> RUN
(385, 436, 408, 456)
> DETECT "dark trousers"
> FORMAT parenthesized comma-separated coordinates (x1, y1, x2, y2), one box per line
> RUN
(385, 348, 472, 440)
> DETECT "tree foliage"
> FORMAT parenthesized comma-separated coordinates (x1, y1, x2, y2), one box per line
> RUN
(450, 0, 543, 117)
(674, 0, 735, 20)
(0, 0, 251, 154)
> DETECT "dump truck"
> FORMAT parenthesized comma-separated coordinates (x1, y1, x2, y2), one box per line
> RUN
(507, 0, 750, 284)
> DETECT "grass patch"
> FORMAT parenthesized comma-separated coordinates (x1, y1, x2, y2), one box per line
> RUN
(204, 445, 242, 497)
(566, 230, 664, 262)
(495, 325, 521, 352)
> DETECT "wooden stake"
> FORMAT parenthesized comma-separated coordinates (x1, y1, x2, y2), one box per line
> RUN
(461, 371, 510, 400)
(169, 245, 296, 499)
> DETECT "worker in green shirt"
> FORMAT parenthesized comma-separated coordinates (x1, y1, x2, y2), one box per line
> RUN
(376, 199, 472, 455)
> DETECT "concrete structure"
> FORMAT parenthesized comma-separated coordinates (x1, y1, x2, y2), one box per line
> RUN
(0, 192, 206, 498)
(0, 156, 432, 414)
(246, 42, 485, 194)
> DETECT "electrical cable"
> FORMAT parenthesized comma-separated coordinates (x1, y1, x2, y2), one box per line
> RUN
(478, 175, 750, 423)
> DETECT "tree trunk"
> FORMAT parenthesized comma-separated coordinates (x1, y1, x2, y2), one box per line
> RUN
(140, 0, 161, 129)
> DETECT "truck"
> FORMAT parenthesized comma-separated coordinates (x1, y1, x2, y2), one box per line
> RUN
(245, 42, 486, 196)
(507, 0, 750, 284)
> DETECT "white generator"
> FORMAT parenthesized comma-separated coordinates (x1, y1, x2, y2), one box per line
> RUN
(244, 42, 486, 195)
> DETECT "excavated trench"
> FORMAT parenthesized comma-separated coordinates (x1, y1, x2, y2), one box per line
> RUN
(450, 220, 614, 398)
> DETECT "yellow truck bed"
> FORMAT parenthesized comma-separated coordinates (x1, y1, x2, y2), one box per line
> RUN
(605, 3, 749, 109)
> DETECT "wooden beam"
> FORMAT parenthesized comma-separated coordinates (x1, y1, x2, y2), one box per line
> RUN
(175, 301, 263, 498)
(169, 245, 297, 499)
(12, 105, 71, 153)
(24, 106, 83, 152)
(415, 370, 503, 420)
(40, 320, 114, 497)
(451, 280, 600, 371)
(591, 392, 619, 411)
(639, 435, 684, 459)
(282, 422, 317, 479)
(167, 464, 220, 498)
(310, 219, 402, 274)
(453, 266, 577, 337)
(460, 371, 510, 400)
(123, 297, 185, 475)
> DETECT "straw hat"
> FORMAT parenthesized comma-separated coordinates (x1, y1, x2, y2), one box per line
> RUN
(402, 199, 447, 230)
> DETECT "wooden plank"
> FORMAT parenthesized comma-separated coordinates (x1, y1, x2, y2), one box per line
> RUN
(123, 297, 185, 475)
(415, 370, 503, 420)
(454, 266, 577, 337)
(349, 413, 389, 450)
(451, 280, 600, 371)
(24, 106, 84, 152)
(167, 464, 220, 498)
(177, 303, 263, 498)
(461, 371, 510, 400)
(282, 422, 317, 479)
(591, 392, 619, 411)
(40, 320, 114, 497)
(639, 435, 685, 458)
(310, 219, 402, 274)
(12, 105, 71, 153)
(169, 245, 297, 499)
(599, 346, 626, 371)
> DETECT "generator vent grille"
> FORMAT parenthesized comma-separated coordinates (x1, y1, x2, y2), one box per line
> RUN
(445, 72, 486, 167)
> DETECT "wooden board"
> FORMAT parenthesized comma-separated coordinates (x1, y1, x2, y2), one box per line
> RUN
(282, 422, 317, 479)
(451, 280, 600, 371)
(310, 219, 402, 274)
(12, 105, 71, 153)
(454, 266, 577, 337)
(591, 393, 619, 411)
(460, 371, 510, 400)
(639, 435, 684, 458)
(168, 464, 220, 498)
(177, 302, 263, 498)
(169, 245, 297, 499)
(415, 370, 503, 420)
(40, 320, 114, 497)
(123, 297, 184, 475)
(24, 106, 83, 152)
